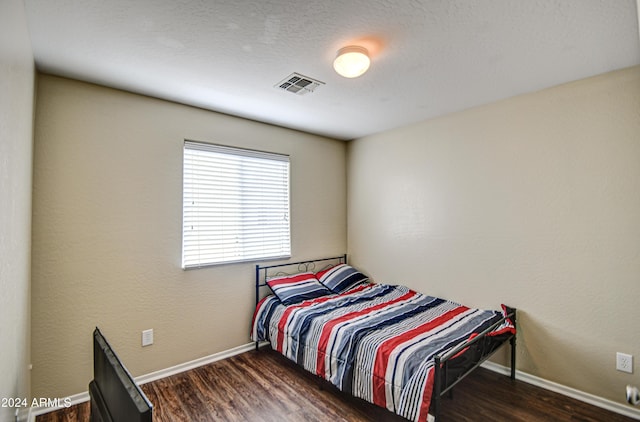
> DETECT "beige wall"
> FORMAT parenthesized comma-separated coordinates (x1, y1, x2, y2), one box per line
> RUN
(31, 75, 347, 398)
(0, 0, 34, 420)
(25, 53, 640, 410)
(348, 66, 640, 405)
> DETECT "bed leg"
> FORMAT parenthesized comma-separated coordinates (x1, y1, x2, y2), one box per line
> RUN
(433, 356, 442, 421)
(510, 335, 516, 380)
(508, 306, 517, 380)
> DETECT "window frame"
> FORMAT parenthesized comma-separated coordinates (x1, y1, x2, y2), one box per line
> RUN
(181, 140, 291, 269)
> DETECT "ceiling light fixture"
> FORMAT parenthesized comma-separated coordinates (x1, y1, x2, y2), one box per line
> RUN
(333, 46, 370, 78)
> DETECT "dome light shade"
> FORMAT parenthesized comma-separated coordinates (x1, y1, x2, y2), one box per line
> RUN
(333, 46, 370, 78)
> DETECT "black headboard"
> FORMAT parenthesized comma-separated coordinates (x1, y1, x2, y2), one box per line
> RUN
(254, 254, 347, 308)
(89, 327, 153, 422)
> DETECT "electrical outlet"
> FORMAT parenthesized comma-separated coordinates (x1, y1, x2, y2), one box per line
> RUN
(616, 352, 633, 373)
(142, 329, 154, 347)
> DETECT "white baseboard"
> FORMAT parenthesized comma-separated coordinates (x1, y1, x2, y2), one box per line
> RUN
(135, 341, 261, 386)
(29, 342, 640, 421)
(481, 361, 640, 420)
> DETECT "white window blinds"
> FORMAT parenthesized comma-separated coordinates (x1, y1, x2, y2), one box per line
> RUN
(182, 141, 291, 268)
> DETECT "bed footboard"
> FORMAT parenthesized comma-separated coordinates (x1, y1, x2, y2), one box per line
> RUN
(431, 306, 517, 420)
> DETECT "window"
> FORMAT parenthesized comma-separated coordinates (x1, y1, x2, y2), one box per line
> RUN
(182, 141, 291, 268)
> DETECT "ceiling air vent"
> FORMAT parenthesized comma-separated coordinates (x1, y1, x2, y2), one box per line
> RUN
(275, 73, 325, 95)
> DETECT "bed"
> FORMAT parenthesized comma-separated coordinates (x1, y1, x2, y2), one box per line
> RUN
(251, 255, 516, 422)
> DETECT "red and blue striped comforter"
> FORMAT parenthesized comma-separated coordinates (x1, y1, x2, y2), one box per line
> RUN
(251, 283, 514, 422)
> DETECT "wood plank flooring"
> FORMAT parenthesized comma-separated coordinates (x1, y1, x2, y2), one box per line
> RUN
(38, 348, 636, 422)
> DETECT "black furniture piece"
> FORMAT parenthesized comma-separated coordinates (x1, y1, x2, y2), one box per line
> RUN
(89, 327, 153, 422)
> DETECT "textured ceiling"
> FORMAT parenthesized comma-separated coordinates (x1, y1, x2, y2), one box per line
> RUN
(24, 0, 640, 140)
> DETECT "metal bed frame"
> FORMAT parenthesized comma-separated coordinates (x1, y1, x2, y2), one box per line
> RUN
(254, 255, 516, 421)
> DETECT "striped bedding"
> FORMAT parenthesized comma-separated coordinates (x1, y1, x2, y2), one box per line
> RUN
(251, 282, 515, 422)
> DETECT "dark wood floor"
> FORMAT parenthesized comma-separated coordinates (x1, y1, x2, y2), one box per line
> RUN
(38, 348, 636, 422)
